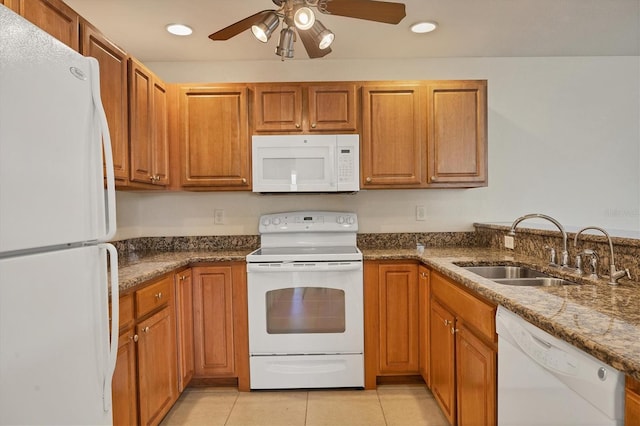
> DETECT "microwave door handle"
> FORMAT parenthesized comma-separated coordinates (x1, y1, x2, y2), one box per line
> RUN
(329, 144, 336, 189)
(291, 170, 297, 191)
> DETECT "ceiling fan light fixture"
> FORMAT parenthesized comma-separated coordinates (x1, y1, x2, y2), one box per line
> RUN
(275, 27, 295, 59)
(293, 7, 315, 30)
(308, 20, 334, 50)
(410, 21, 438, 34)
(251, 12, 280, 43)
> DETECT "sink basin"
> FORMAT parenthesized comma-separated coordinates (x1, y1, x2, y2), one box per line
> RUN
(463, 265, 550, 279)
(492, 277, 576, 286)
(460, 264, 578, 287)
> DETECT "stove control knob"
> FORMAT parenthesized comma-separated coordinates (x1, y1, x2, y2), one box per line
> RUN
(273, 217, 281, 226)
(346, 216, 356, 225)
(336, 216, 345, 224)
(261, 218, 271, 227)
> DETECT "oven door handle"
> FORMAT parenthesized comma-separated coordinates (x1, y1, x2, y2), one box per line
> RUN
(247, 262, 362, 272)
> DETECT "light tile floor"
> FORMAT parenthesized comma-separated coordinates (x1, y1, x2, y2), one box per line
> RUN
(160, 384, 449, 426)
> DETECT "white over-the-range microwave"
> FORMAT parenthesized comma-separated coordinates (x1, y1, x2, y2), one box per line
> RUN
(251, 134, 359, 193)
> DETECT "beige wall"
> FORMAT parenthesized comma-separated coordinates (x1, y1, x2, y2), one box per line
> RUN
(113, 56, 640, 240)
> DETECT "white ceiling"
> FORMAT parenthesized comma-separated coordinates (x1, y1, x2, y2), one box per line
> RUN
(65, 0, 640, 62)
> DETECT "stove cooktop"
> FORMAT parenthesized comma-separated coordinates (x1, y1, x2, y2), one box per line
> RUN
(246, 245, 362, 263)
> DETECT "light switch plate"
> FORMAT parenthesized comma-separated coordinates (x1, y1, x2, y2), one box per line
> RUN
(416, 205, 426, 221)
(214, 209, 225, 225)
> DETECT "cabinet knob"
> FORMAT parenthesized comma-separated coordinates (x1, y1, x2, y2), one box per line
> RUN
(295, 123, 301, 128)
(420, 272, 428, 278)
(451, 327, 459, 335)
(431, 176, 437, 181)
(242, 177, 247, 184)
(132, 334, 139, 342)
(311, 123, 317, 128)
(155, 292, 163, 300)
(142, 327, 150, 333)
(443, 319, 451, 326)
(366, 177, 372, 183)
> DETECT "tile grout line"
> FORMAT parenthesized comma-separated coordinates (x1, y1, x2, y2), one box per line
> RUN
(376, 389, 390, 426)
(223, 391, 240, 426)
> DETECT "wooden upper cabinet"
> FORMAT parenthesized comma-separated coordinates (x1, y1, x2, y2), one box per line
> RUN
(178, 85, 250, 189)
(307, 83, 357, 132)
(253, 84, 303, 132)
(361, 83, 424, 188)
(8, 0, 79, 50)
(79, 21, 129, 183)
(426, 81, 488, 187)
(252, 83, 358, 133)
(128, 58, 169, 187)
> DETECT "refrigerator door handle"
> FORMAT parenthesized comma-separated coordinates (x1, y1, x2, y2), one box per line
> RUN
(100, 243, 119, 412)
(89, 58, 117, 242)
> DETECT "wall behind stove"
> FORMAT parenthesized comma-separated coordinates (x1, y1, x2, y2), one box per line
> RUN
(113, 56, 640, 240)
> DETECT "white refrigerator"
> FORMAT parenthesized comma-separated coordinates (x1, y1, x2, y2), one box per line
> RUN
(0, 5, 119, 425)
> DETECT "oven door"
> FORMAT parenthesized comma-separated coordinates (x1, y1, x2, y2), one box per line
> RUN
(246, 261, 363, 355)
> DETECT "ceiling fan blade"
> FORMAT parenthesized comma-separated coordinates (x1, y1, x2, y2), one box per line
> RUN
(297, 29, 332, 59)
(319, 0, 406, 25)
(209, 10, 274, 41)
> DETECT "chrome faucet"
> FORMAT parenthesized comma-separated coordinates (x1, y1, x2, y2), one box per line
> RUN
(574, 226, 631, 285)
(509, 213, 569, 268)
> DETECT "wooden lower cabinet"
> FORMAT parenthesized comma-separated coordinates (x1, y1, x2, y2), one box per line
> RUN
(430, 270, 497, 426)
(175, 268, 194, 392)
(418, 265, 430, 386)
(192, 263, 250, 390)
(626, 376, 640, 425)
(112, 293, 138, 426)
(364, 261, 422, 388)
(137, 306, 178, 426)
(112, 274, 179, 426)
(455, 323, 496, 426)
(430, 299, 457, 424)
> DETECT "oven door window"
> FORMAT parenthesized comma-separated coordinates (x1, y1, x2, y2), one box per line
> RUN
(266, 287, 345, 334)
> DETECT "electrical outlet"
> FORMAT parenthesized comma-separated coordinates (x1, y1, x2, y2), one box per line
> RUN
(416, 205, 426, 221)
(214, 209, 225, 225)
(504, 235, 514, 250)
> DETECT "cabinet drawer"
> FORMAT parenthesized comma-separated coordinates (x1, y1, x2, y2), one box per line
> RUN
(431, 271, 496, 342)
(136, 275, 173, 318)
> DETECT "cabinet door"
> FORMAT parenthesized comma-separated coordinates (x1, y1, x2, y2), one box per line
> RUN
(456, 323, 496, 426)
(128, 58, 153, 185)
(426, 81, 487, 187)
(79, 21, 129, 183)
(307, 83, 357, 132)
(253, 84, 303, 132)
(430, 298, 456, 425)
(361, 84, 424, 187)
(152, 79, 169, 185)
(10, 0, 79, 50)
(418, 265, 430, 386)
(626, 377, 640, 426)
(112, 329, 138, 426)
(378, 263, 419, 374)
(193, 266, 235, 377)
(175, 269, 194, 392)
(179, 86, 250, 188)
(137, 307, 178, 426)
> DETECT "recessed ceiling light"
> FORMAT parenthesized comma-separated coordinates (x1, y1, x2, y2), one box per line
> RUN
(410, 21, 438, 34)
(166, 24, 193, 36)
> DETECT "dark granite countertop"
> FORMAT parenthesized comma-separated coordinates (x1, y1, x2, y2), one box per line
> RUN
(116, 246, 640, 381)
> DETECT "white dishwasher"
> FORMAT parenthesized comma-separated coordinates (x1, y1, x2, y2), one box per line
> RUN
(496, 306, 625, 426)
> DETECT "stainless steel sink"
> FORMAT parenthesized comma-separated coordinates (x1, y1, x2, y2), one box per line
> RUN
(492, 277, 576, 286)
(460, 264, 578, 286)
(463, 265, 550, 279)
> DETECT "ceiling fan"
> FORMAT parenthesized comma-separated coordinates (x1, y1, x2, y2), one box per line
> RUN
(209, 0, 406, 60)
